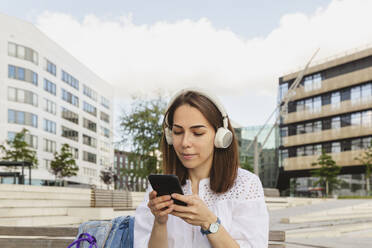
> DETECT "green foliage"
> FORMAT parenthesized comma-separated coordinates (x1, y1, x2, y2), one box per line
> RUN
(50, 143, 78, 185)
(311, 150, 342, 197)
(354, 140, 372, 194)
(100, 168, 117, 189)
(119, 94, 167, 180)
(0, 128, 38, 168)
(240, 157, 254, 173)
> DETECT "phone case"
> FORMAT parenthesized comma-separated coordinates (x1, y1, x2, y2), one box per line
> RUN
(148, 174, 187, 206)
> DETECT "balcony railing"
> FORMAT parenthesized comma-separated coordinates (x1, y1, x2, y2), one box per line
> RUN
(284, 97, 372, 124)
(283, 150, 365, 171)
(283, 124, 372, 147)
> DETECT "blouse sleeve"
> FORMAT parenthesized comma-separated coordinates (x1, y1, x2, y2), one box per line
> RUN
(133, 186, 155, 248)
(230, 174, 269, 248)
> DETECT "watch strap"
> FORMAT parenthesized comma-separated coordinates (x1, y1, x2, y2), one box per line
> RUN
(200, 217, 220, 235)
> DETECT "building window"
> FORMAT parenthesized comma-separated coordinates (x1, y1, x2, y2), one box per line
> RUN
(61, 70, 79, 90)
(100, 126, 110, 138)
(43, 119, 56, 134)
(61, 107, 79, 124)
(331, 142, 341, 153)
(83, 151, 97, 164)
(303, 73, 322, 92)
(278, 83, 288, 103)
(8, 42, 38, 65)
(8, 87, 38, 107)
(62, 89, 79, 107)
(83, 84, 97, 101)
(8, 65, 38, 85)
(331, 116, 341, 129)
(100, 111, 109, 123)
(331, 92, 340, 109)
(62, 126, 79, 141)
(101, 96, 110, 109)
(280, 127, 288, 137)
(8, 131, 38, 149)
(43, 159, 51, 169)
(8, 109, 38, 128)
(83, 134, 97, 148)
(361, 83, 371, 101)
(83, 118, 97, 132)
(46, 59, 57, 76)
(43, 138, 56, 153)
(70, 146, 79, 159)
(43, 99, 57, 115)
(83, 101, 97, 116)
(44, 79, 56, 95)
(361, 110, 372, 126)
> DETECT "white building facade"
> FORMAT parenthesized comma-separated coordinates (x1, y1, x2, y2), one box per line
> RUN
(0, 13, 114, 186)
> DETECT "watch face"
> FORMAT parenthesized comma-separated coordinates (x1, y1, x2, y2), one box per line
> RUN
(209, 223, 219, 233)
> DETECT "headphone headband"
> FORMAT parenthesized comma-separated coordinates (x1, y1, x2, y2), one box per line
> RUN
(165, 87, 229, 128)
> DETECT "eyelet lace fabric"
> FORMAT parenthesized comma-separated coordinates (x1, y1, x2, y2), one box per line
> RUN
(134, 168, 269, 248)
(182, 168, 264, 208)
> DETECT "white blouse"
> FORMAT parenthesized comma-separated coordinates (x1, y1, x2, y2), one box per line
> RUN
(134, 168, 269, 248)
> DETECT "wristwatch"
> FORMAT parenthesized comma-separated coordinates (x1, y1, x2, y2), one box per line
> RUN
(200, 217, 221, 235)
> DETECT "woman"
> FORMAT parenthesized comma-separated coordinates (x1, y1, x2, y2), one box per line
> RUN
(134, 88, 269, 248)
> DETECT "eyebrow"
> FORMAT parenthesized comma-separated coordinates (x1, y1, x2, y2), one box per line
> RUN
(173, 124, 207, 129)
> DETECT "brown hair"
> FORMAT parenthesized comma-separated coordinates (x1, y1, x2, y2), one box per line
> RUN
(161, 91, 239, 194)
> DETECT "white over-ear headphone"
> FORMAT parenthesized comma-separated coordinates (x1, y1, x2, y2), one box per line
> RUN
(164, 88, 233, 149)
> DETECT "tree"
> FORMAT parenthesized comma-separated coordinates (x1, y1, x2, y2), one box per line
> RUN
(311, 150, 342, 197)
(240, 156, 254, 173)
(119, 94, 166, 181)
(0, 128, 38, 168)
(354, 140, 372, 195)
(50, 144, 78, 186)
(100, 168, 117, 190)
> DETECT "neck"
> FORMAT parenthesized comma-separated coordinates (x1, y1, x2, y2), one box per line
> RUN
(188, 164, 211, 187)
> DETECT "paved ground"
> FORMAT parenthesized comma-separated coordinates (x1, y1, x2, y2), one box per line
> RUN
(269, 199, 372, 248)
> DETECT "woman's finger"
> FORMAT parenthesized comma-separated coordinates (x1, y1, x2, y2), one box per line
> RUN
(171, 193, 193, 205)
(155, 200, 173, 210)
(152, 194, 172, 205)
(171, 211, 193, 220)
(159, 204, 174, 216)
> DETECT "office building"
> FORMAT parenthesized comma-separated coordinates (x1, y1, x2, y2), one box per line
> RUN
(0, 13, 114, 186)
(278, 46, 372, 196)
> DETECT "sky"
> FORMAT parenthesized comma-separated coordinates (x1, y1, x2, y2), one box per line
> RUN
(2, 0, 372, 137)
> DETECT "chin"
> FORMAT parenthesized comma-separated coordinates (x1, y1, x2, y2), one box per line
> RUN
(180, 160, 199, 169)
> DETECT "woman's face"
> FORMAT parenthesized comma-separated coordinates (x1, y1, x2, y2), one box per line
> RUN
(171, 104, 216, 171)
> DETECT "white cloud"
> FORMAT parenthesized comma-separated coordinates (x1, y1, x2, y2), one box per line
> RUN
(35, 0, 372, 126)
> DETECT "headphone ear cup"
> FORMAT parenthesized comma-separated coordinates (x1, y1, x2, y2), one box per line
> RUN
(214, 128, 233, 148)
(165, 127, 173, 145)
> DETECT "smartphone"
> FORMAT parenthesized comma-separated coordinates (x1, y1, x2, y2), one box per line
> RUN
(148, 174, 187, 206)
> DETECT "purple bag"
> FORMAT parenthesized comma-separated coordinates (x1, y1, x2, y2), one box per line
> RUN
(67, 233, 97, 248)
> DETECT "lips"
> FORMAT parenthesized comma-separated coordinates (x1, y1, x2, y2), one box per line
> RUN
(181, 153, 196, 160)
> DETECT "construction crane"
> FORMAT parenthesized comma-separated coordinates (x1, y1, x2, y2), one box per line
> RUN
(247, 49, 320, 175)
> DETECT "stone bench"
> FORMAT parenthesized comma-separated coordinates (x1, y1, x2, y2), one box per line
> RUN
(0, 226, 285, 247)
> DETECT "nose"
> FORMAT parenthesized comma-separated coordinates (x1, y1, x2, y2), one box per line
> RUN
(181, 131, 192, 148)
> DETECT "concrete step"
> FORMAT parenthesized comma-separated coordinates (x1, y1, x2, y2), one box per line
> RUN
(286, 222, 372, 238)
(0, 191, 90, 200)
(282, 212, 372, 224)
(0, 184, 91, 194)
(0, 199, 90, 208)
(0, 207, 68, 218)
(0, 215, 83, 227)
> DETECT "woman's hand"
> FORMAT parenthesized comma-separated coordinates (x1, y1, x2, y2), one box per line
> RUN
(147, 191, 174, 225)
(170, 193, 217, 230)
